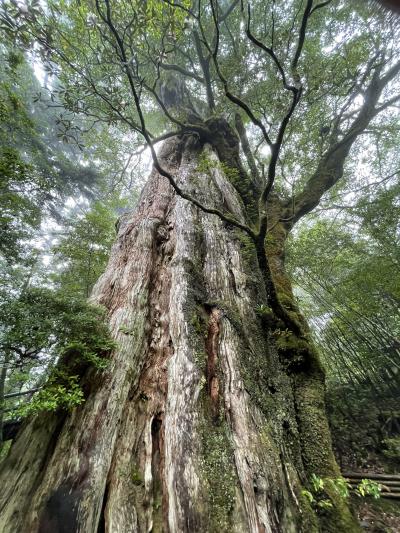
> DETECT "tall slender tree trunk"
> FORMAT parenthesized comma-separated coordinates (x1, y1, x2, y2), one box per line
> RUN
(0, 354, 9, 449)
(0, 131, 359, 532)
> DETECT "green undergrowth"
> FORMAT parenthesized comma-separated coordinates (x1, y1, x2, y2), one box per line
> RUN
(3, 288, 115, 417)
(300, 474, 385, 532)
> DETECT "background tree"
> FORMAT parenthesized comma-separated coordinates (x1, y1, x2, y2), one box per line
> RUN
(0, 16, 142, 457)
(0, 16, 146, 430)
(287, 171, 400, 471)
(52, 196, 127, 298)
(0, 45, 101, 262)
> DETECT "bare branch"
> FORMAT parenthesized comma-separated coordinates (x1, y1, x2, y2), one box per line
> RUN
(4, 388, 41, 399)
(203, 0, 273, 147)
(95, 0, 255, 239)
(291, 0, 313, 72)
(246, 4, 297, 93)
(220, 0, 239, 22)
(375, 92, 400, 112)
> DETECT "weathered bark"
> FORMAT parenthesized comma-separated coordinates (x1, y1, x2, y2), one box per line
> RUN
(0, 132, 358, 532)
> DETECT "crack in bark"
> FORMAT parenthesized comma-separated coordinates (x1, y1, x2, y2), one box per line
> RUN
(150, 413, 165, 532)
(205, 307, 223, 421)
(96, 482, 109, 533)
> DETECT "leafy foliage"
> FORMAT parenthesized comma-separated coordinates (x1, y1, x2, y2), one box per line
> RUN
(302, 474, 380, 512)
(52, 197, 122, 297)
(288, 175, 400, 469)
(356, 479, 382, 499)
(16, 371, 84, 416)
(0, 47, 102, 262)
(0, 287, 114, 420)
(0, 22, 138, 429)
(0, 5, 398, 519)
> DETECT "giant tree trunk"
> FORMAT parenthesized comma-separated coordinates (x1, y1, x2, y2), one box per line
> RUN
(0, 133, 359, 532)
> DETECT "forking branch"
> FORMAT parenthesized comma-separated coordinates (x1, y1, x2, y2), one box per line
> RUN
(95, 0, 256, 239)
(92, 0, 399, 254)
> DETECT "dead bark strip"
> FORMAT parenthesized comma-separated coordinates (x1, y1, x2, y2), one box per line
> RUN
(205, 308, 222, 420)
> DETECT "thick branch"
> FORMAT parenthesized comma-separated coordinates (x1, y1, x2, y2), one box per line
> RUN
(143, 79, 211, 139)
(310, 0, 334, 15)
(290, 60, 400, 224)
(204, 1, 273, 147)
(220, 0, 239, 22)
(193, 30, 216, 111)
(257, 85, 302, 242)
(291, 0, 313, 72)
(159, 62, 205, 84)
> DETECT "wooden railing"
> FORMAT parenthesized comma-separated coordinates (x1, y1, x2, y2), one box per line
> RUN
(343, 472, 400, 500)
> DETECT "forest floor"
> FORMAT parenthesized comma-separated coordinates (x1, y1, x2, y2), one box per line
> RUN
(354, 498, 400, 532)
(337, 447, 400, 531)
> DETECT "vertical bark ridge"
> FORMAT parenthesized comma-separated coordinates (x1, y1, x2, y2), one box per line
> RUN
(196, 155, 299, 532)
(205, 308, 222, 420)
(0, 138, 182, 533)
(101, 184, 176, 533)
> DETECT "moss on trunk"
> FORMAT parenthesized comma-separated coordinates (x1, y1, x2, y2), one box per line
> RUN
(0, 126, 359, 532)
